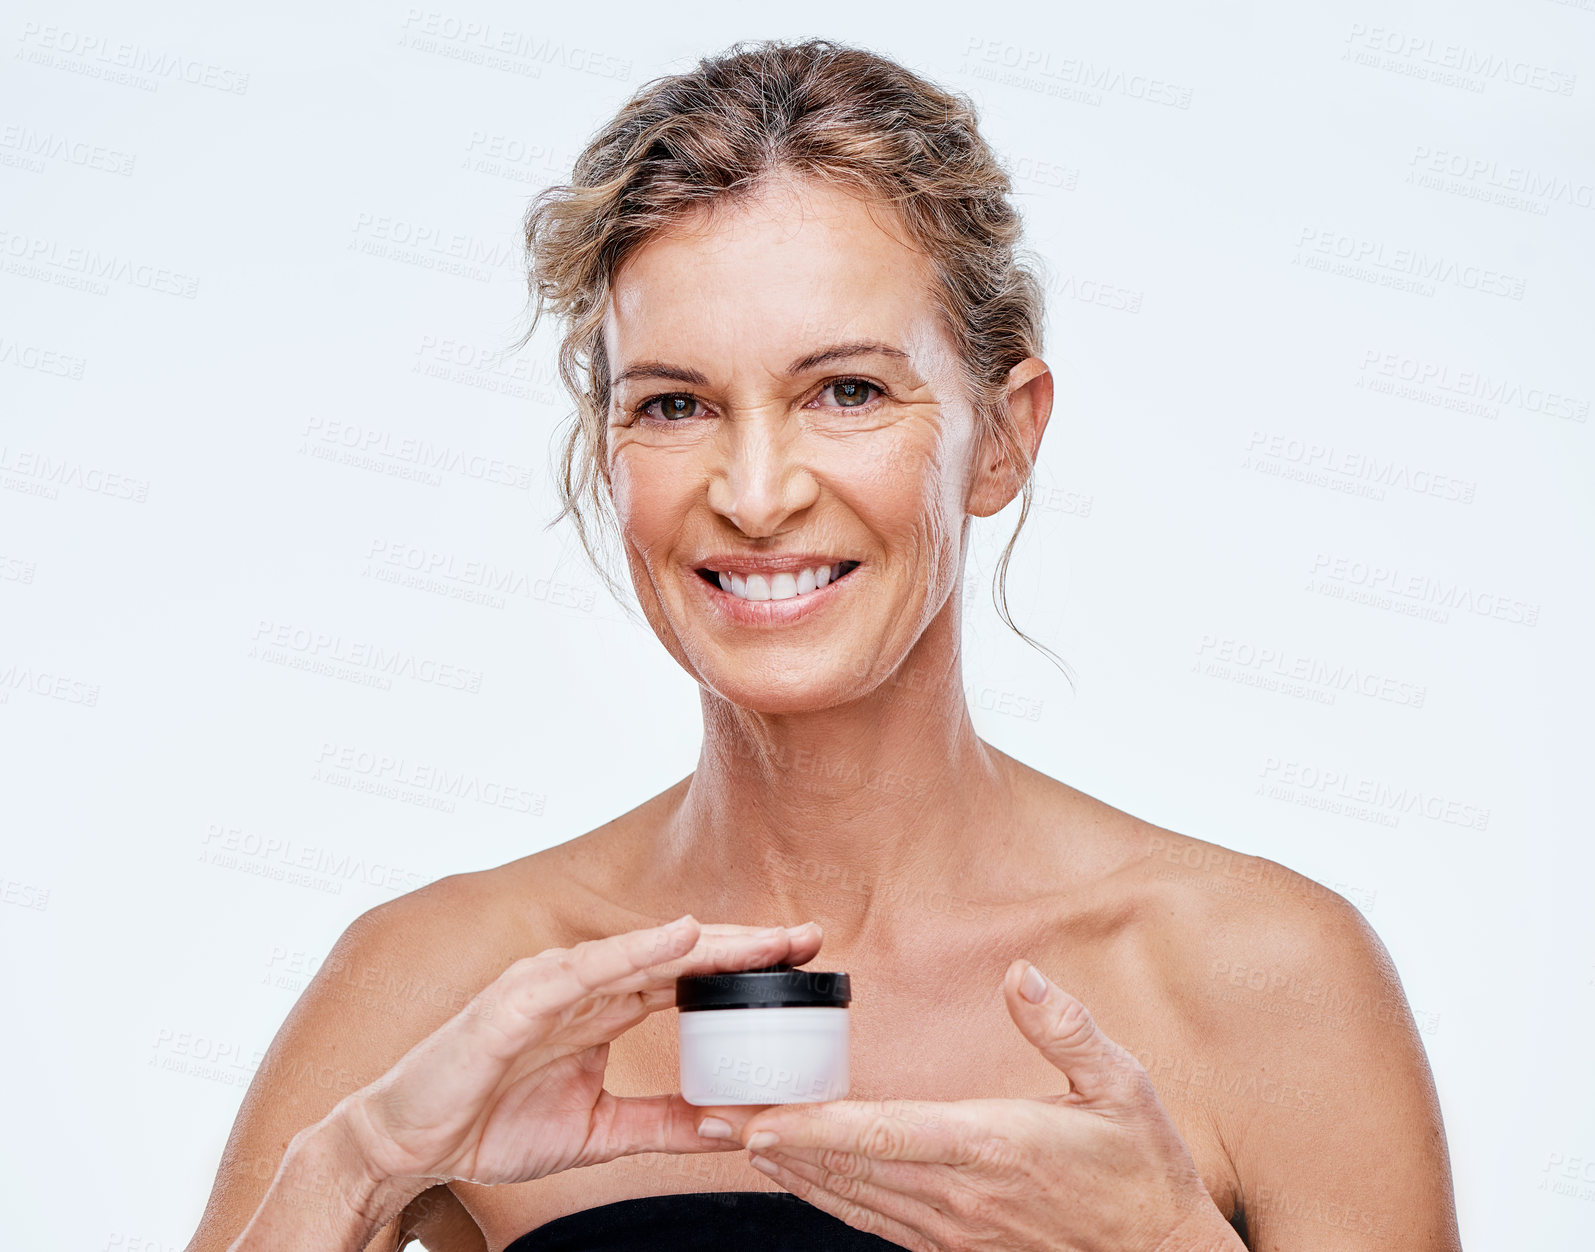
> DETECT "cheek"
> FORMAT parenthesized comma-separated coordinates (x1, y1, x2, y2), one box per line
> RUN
(608, 448, 686, 549)
(844, 431, 969, 545)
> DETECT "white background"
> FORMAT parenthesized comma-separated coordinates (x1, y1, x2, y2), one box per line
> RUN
(3, 1, 1593, 1249)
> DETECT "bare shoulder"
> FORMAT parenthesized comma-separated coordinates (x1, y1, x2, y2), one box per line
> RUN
(331, 769, 689, 994)
(1000, 759, 1458, 1247)
(996, 760, 1409, 1048)
(183, 798, 667, 1252)
(1123, 823, 1395, 1017)
(304, 772, 691, 1018)
(1104, 819, 1459, 1250)
(1075, 809, 1419, 1075)
(1007, 761, 1382, 982)
(184, 870, 525, 1251)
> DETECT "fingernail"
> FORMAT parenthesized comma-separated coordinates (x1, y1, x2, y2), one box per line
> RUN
(750, 1154, 779, 1175)
(746, 1130, 780, 1151)
(697, 1117, 733, 1139)
(1020, 962, 1049, 1003)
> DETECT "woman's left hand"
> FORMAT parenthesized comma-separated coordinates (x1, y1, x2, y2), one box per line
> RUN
(694, 959, 1246, 1252)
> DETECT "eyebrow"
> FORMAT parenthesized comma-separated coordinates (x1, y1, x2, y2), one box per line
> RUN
(611, 340, 910, 389)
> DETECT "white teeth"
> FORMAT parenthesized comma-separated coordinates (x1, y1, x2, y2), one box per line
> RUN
(712, 563, 852, 602)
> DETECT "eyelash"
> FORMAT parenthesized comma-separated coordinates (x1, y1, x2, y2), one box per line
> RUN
(629, 377, 887, 423)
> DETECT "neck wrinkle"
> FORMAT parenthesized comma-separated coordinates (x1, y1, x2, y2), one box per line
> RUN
(662, 619, 1016, 949)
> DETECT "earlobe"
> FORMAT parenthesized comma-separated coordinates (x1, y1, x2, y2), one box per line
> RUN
(965, 427, 1013, 519)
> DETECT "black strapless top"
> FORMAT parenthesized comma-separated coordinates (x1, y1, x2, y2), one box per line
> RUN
(504, 1191, 909, 1250)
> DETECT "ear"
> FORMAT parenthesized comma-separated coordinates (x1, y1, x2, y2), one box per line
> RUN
(967, 357, 1053, 519)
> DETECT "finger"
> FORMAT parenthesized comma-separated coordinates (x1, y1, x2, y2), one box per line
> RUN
(584, 1090, 758, 1163)
(584, 920, 826, 1000)
(686, 1104, 775, 1141)
(644, 920, 826, 986)
(1004, 959, 1146, 1106)
(746, 1148, 941, 1252)
(735, 1098, 992, 1166)
(756, 1142, 966, 1209)
(505, 915, 705, 1023)
(519, 918, 822, 1021)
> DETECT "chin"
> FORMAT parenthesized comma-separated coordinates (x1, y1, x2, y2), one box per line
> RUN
(642, 563, 923, 713)
(694, 652, 875, 716)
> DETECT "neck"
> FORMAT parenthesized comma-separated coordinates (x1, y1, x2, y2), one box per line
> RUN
(660, 597, 1018, 949)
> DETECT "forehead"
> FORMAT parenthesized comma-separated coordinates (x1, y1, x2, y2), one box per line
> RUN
(604, 177, 944, 376)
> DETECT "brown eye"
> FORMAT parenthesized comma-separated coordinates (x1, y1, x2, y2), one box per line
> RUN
(644, 394, 701, 421)
(826, 379, 880, 408)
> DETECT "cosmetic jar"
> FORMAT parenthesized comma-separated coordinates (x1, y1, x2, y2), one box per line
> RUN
(676, 963, 851, 1106)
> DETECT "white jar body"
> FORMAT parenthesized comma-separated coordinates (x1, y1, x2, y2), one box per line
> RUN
(678, 1006, 849, 1106)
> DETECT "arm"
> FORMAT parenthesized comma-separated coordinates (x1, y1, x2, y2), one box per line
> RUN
(184, 877, 493, 1252)
(1203, 878, 1461, 1250)
(225, 1106, 428, 1252)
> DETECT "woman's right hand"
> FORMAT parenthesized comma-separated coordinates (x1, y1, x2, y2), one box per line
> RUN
(325, 914, 820, 1192)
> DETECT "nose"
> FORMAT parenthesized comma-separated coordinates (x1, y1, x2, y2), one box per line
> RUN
(705, 411, 820, 538)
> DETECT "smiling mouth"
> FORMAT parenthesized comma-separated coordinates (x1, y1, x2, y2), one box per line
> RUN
(696, 561, 862, 603)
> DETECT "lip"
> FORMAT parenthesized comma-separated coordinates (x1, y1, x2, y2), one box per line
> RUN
(687, 556, 862, 625)
(693, 553, 859, 576)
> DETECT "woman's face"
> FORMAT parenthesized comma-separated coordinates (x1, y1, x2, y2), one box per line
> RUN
(602, 175, 1003, 714)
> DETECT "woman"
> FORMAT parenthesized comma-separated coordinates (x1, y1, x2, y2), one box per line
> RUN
(188, 38, 1460, 1252)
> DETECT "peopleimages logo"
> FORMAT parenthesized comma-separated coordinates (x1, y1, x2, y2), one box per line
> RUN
(1357, 349, 1590, 423)
(313, 742, 547, 816)
(0, 125, 136, 176)
(1343, 24, 1577, 97)
(1309, 554, 1540, 627)
(1243, 430, 1476, 504)
(960, 37, 1195, 108)
(16, 22, 251, 94)
(250, 620, 485, 693)
(1295, 226, 1526, 300)
(199, 822, 429, 894)
(0, 662, 101, 707)
(0, 336, 87, 379)
(0, 227, 199, 298)
(0, 446, 151, 503)
(1408, 147, 1595, 212)
(299, 416, 533, 490)
(1258, 758, 1490, 831)
(1195, 634, 1427, 709)
(398, 10, 634, 81)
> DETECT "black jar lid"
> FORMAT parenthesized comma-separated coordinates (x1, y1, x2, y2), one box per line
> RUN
(676, 963, 851, 1011)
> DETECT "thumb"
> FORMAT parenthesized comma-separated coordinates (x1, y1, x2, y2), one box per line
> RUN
(1004, 959, 1142, 1106)
(586, 1092, 752, 1163)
